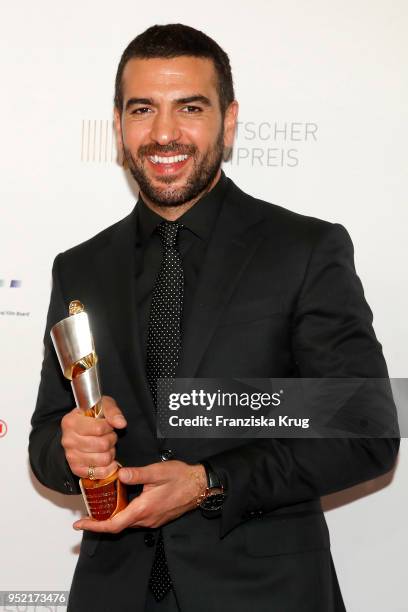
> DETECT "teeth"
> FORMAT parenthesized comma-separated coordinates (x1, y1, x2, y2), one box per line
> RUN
(149, 154, 189, 164)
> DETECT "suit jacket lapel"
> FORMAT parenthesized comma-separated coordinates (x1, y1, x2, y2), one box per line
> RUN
(178, 181, 265, 379)
(94, 208, 157, 434)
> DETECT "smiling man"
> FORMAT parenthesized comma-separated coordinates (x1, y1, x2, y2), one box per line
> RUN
(29, 24, 399, 612)
(117, 55, 230, 212)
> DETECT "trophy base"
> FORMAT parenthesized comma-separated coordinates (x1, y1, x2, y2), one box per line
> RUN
(79, 470, 127, 521)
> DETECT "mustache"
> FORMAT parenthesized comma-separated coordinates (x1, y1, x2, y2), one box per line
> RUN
(138, 143, 197, 157)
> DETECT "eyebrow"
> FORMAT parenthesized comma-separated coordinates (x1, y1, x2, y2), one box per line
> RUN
(125, 95, 212, 111)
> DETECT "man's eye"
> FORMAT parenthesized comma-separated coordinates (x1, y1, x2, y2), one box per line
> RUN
(131, 107, 151, 115)
(181, 105, 202, 113)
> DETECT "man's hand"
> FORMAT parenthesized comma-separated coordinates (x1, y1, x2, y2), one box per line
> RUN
(61, 396, 127, 479)
(73, 461, 207, 533)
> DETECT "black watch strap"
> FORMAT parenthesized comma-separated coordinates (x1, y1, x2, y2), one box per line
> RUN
(198, 460, 226, 515)
(201, 460, 222, 489)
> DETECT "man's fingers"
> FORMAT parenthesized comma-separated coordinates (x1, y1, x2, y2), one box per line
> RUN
(62, 409, 113, 437)
(67, 448, 116, 469)
(69, 431, 118, 454)
(60, 398, 126, 478)
(73, 497, 144, 533)
(101, 396, 127, 429)
(75, 461, 119, 481)
(118, 463, 163, 485)
(73, 461, 197, 533)
(67, 463, 117, 480)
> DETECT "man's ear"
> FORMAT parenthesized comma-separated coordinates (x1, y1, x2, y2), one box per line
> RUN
(113, 108, 126, 167)
(223, 100, 239, 162)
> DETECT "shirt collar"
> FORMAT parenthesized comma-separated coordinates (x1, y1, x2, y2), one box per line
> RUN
(136, 170, 229, 245)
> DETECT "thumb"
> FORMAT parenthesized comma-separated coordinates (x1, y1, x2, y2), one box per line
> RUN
(101, 396, 127, 429)
(119, 464, 159, 485)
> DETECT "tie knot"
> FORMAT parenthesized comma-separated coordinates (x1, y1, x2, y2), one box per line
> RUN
(157, 220, 182, 248)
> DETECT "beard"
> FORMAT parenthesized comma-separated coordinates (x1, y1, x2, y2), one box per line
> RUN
(123, 125, 225, 207)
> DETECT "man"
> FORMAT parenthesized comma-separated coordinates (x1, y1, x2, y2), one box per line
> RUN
(29, 24, 399, 612)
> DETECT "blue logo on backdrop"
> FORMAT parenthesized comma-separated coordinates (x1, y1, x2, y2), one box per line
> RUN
(0, 279, 29, 317)
(0, 279, 22, 288)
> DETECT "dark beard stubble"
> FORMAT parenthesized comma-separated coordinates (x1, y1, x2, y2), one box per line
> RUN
(124, 124, 225, 207)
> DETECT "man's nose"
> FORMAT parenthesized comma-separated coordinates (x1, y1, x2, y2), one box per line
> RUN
(149, 110, 181, 145)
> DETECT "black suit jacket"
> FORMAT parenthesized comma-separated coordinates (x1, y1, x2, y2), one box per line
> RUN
(29, 176, 399, 612)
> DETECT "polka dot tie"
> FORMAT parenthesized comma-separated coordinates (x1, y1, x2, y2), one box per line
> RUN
(146, 220, 184, 602)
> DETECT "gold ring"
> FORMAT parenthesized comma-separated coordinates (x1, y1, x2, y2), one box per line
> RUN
(88, 465, 96, 480)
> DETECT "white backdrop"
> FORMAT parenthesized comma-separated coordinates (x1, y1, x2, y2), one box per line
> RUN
(0, 1, 407, 610)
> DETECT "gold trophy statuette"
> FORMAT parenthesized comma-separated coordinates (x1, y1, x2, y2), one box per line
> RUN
(51, 300, 127, 520)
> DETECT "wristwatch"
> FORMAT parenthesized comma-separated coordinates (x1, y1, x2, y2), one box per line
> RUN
(197, 460, 226, 512)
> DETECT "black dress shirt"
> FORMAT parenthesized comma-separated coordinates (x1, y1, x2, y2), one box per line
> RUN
(134, 170, 230, 360)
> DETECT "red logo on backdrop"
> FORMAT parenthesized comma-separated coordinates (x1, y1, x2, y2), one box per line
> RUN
(0, 419, 7, 437)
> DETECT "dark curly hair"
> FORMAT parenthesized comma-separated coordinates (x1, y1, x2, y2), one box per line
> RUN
(114, 24, 235, 116)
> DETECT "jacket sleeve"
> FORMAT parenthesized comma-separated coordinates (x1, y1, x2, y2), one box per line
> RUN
(207, 223, 400, 537)
(29, 254, 81, 495)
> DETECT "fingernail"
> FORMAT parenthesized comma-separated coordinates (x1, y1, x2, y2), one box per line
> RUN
(114, 416, 126, 427)
(73, 523, 82, 530)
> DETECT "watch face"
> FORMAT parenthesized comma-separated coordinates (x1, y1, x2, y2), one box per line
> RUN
(200, 493, 225, 511)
